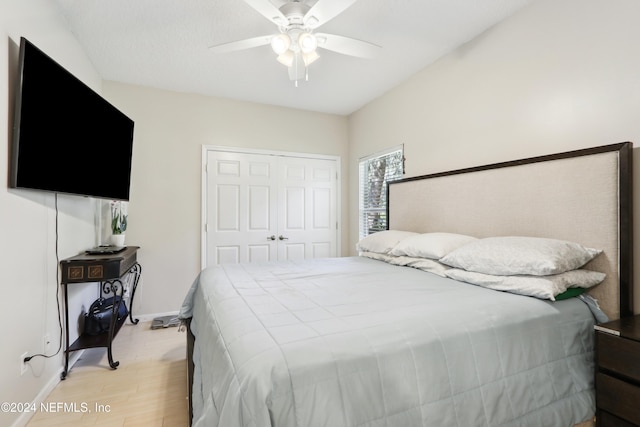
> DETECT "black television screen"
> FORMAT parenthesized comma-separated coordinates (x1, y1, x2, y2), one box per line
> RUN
(10, 37, 134, 201)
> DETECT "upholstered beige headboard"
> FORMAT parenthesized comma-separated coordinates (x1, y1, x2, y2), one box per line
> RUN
(388, 142, 633, 320)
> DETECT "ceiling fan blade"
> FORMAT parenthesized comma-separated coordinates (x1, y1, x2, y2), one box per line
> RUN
(209, 35, 272, 53)
(243, 0, 287, 25)
(304, 0, 358, 28)
(315, 33, 380, 59)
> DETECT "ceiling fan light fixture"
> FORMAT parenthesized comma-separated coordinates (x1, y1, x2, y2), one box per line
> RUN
(276, 51, 295, 67)
(302, 50, 319, 66)
(288, 53, 307, 85)
(270, 33, 291, 55)
(298, 32, 317, 54)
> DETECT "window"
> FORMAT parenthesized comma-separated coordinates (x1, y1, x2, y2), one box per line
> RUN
(358, 145, 404, 239)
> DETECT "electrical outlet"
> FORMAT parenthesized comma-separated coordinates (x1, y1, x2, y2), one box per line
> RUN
(44, 334, 51, 352)
(20, 352, 28, 376)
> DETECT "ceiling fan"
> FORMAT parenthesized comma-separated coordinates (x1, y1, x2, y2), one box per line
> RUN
(209, 0, 380, 85)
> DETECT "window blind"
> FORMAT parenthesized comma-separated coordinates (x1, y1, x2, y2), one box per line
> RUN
(358, 145, 404, 239)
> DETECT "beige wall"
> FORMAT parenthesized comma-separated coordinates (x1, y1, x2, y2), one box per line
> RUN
(348, 0, 640, 312)
(102, 82, 349, 316)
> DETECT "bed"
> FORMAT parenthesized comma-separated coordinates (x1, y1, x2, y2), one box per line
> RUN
(180, 142, 634, 427)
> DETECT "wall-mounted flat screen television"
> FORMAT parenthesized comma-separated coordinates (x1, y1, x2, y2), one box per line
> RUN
(9, 37, 134, 201)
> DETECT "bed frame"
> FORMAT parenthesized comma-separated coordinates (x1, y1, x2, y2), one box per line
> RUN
(387, 142, 633, 320)
(186, 141, 633, 425)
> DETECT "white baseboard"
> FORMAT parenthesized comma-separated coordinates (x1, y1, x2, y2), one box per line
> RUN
(12, 350, 84, 427)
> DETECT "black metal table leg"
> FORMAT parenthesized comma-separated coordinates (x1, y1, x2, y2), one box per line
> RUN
(61, 283, 70, 380)
(103, 279, 123, 369)
(127, 263, 142, 325)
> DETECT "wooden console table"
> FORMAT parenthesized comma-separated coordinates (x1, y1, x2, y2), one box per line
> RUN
(60, 246, 141, 379)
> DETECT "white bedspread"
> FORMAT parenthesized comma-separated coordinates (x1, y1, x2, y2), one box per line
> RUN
(180, 256, 596, 427)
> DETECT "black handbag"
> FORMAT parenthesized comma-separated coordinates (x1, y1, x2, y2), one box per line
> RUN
(84, 296, 128, 335)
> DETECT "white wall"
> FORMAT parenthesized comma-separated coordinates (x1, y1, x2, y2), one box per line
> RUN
(0, 1, 107, 426)
(101, 82, 349, 316)
(348, 0, 640, 312)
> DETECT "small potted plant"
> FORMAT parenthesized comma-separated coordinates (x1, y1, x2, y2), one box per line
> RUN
(110, 201, 128, 246)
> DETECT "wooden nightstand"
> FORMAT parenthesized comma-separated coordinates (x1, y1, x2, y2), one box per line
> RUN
(595, 314, 640, 426)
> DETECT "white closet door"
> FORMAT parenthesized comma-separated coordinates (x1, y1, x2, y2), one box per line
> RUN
(204, 149, 338, 267)
(277, 156, 337, 261)
(206, 151, 278, 265)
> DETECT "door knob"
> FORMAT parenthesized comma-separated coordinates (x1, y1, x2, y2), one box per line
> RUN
(278, 235, 289, 241)
(267, 235, 276, 241)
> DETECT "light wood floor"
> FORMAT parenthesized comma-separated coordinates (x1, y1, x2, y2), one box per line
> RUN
(26, 320, 189, 427)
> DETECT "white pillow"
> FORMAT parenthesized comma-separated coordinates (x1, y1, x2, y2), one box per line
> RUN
(356, 230, 417, 254)
(386, 255, 419, 266)
(444, 268, 605, 301)
(439, 236, 602, 276)
(359, 251, 396, 262)
(390, 232, 477, 259)
(388, 256, 450, 277)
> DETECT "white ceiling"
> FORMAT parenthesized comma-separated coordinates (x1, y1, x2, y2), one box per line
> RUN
(52, 0, 533, 116)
